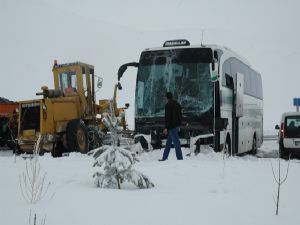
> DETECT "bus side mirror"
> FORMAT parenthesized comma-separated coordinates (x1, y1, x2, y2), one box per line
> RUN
(212, 51, 218, 71)
(213, 50, 218, 60)
(210, 60, 219, 82)
(118, 62, 139, 81)
(275, 124, 280, 130)
(117, 82, 122, 90)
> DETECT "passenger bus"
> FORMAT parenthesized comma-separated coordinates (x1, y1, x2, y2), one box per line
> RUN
(118, 39, 263, 155)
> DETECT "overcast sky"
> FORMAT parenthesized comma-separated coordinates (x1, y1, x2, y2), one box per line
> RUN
(1, 0, 299, 130)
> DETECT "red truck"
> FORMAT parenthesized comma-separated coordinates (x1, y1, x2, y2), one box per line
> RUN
(0, 97, 18, 149)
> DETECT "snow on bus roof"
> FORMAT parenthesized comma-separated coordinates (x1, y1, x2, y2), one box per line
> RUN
(143, 43, 252, 68)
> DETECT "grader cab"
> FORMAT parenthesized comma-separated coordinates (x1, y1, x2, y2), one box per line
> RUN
(18, 61, 104, 156)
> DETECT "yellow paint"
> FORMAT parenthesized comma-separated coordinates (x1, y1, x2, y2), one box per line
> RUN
(23, 129, 35, 136)
(18, 61, 130, 153)
(18, 62, 96, 152)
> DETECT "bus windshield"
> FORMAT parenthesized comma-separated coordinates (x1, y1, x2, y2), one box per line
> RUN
(135, 48, 214, 118)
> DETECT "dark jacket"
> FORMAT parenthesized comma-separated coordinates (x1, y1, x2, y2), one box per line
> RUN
(165, 99, 182, 130)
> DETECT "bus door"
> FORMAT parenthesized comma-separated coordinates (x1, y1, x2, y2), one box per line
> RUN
(232, 72, 244, 154)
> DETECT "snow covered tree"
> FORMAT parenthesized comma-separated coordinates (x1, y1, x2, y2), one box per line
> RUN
(92, 108, 154, 189)
(92, 145, 154, 189)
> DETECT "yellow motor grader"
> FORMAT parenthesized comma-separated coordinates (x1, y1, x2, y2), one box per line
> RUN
(18, 61, 129, 156)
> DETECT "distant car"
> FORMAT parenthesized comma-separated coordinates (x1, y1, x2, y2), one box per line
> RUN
(275, 112, 300, 158)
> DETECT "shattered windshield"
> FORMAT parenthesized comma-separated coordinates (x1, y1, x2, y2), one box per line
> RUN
(135, 48, 213, 118)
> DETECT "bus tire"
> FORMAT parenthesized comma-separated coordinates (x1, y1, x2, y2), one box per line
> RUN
(66, 119, 89, 154)
(251, 135, 257, 155)
(225, 135, 232, 156)
(135, 136, 149, 151)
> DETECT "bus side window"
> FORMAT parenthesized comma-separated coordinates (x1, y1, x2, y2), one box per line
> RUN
(257, 74, 263, 99)
(242, 65, 250, 95)
(250, 70, 257, 98)
(225, 73, 234, 89)
(222, 59, 231, 86)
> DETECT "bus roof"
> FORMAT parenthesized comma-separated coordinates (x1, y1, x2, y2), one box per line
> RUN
(142, 43, 251, 67)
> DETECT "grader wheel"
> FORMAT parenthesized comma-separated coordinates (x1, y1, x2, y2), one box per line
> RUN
(66, 119, 89, 153)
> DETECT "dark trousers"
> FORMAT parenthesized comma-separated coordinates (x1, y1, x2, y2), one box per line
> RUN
(162, 127, 183, 160)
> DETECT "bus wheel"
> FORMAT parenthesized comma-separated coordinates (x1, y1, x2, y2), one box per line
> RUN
(135, 136, 149, 151)
(224, 135, 232, 156)
(251, 135, 257, 155)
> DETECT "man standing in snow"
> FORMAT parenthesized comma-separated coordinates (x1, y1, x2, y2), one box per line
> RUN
(159, 92, 183, 161)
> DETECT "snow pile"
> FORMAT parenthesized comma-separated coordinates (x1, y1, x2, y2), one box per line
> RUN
(1, 140, 300, 225)
(92, 145, 154, 189)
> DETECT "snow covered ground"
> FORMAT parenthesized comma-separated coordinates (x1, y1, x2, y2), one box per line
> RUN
(1, 139, 300, 225)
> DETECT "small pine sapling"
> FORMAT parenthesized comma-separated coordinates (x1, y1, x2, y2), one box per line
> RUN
(92, 145, 154, 189)
(92, 104, 154, 189)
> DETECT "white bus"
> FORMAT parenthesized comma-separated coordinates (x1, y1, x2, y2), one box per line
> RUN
(118, 39, 263, 155)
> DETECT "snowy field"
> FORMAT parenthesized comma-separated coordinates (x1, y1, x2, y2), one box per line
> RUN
(1, 139, 300, 225)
